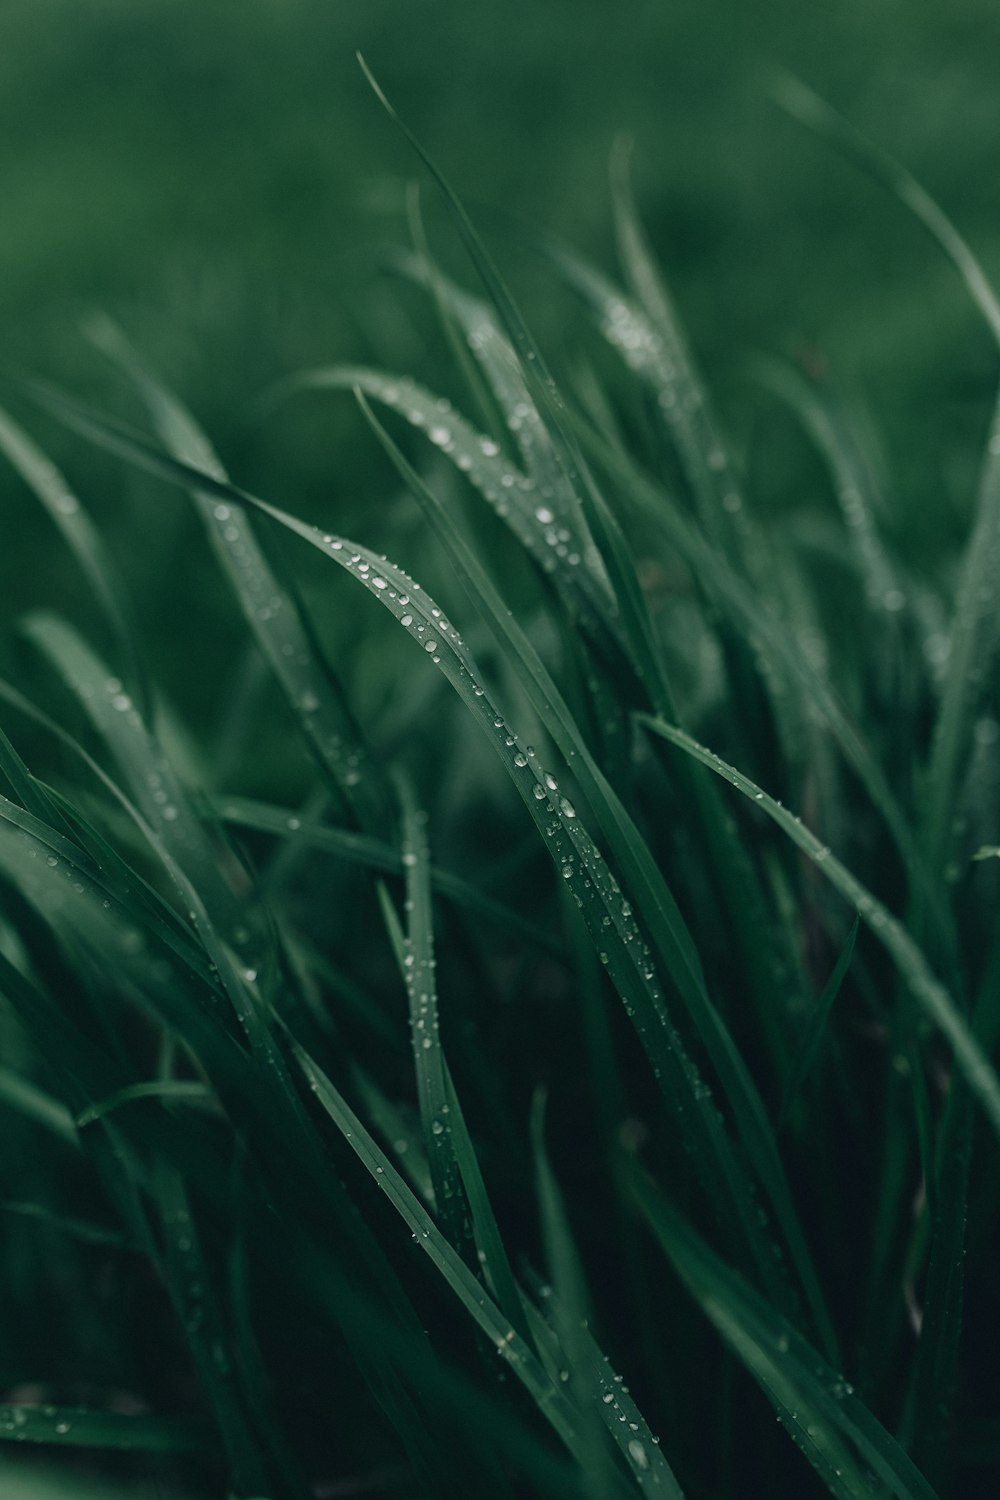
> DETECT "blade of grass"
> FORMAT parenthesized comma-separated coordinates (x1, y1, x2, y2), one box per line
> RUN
(769, 74, 1000, 880)
(293, 1041, 589, 1461)
(87, 316, 393, 838)
(631, 1166, 940, 1500)
(638, 714, 1000, 1143)
(0, 405, 149, 718)
(0, 1405, 214, 1455)
(397, 781, 469, 1253)
(777, 918, 859, 1135)
(211, 792, 561, 955)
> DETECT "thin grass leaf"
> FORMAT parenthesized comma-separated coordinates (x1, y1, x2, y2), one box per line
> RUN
(211, 792, 561, 955)
(88, 317, 394, 838)
(580, 414, 941, 904)
(769, 74, 1000, 345)
(769, 75, 1000, 879)
(0, 1405, 214, 1454)
(750, 358, 906, 616)
(153, 1158, 281, 1497)
(0, 1066, 78, 1146)
(356, 392, 837, 1348)
(76, 1079, 216, 1128)
(0, 405, 148, 716)
(522, 1293, 684, 1498)
(293, 1042, 588, 1460)
(0, 724, 77, 840)
(530, 1091, 615, 1499)
(1, 1200, 131, 1250)
(397, 783, 470, 1258)
(638, 714, 1000, 1143)
(777, 917, 859, 1134)
(21, 611, 257, 961)
(631, 1168, 940, 1500)
(268, 363, 617, 632)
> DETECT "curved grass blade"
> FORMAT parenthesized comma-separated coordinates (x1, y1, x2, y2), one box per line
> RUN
(293, 1042, 588, 1462)
(631, 1167, 940, 1500)
(267, 361, 621, 654)
(750, 358, 906, 616)
(154, 1158, 286, 1497)
(0, 724, 77, 841)
(769, 75, 1000, 877)
(76, 1079, 215, 1128)
(0, 1404, 214, 1455)
(777, 918, 859, 1135)
(0, 1065, 78, 1146)
(769, 74, 1000, 345)
(1, 1200, 131, 1250)
(0, 405, 148, 717)
(581, 415, 934, 892)
(531, 1092, 616, 1500)
(210, 794, 561, 955)
(87, 316, 393, 837)
(638, 715, 1000, 1143)
(397, 782, 468, 1252)
(21, 612, 256, 957)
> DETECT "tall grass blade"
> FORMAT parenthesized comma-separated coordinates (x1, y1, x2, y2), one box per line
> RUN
(638, 715, 1000, 1142)
(632, 1168, 940, 1500)
(87, 317, 393, 837)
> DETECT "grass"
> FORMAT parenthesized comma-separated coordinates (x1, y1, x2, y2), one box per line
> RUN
(0, 72, 998, 1500)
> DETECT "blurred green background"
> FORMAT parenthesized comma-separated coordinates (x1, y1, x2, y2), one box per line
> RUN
(1, 0, 998, 778)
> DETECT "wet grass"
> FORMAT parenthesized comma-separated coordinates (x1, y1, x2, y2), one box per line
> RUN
(0, 81, 998, 1500)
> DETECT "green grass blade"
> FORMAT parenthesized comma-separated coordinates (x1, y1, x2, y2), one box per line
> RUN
(531, 1092, 617, 1499)
(267, 361, 620, 652)
(21, 611, 256, 962)
(293, 1042, 587, 1459)
(751, 358, 906, 616)
(88, 317, 393, 837)
(777, 918, 859, 1135)
(769, 74, 1000, 347)
(397, 782, 469, 1252)
(0, 405, 148, 717)
(631, 1167, 940, 1500)
(153, 1157, 282, 1496)
(211, 794, 562, 954)
(76, 1079, 215, 1128)
(0, 1065, 79, 1146)
(638, 714, 1000, 1144)
(0, 1405, 214, 1455)
(356, 393, 837, 1348)
(582, 416, 932, 887)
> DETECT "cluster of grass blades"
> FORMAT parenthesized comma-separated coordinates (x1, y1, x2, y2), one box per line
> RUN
(0, 69, 998, 1499)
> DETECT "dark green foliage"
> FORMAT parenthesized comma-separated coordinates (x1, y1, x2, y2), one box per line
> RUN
(0, 48, 998, 1500)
